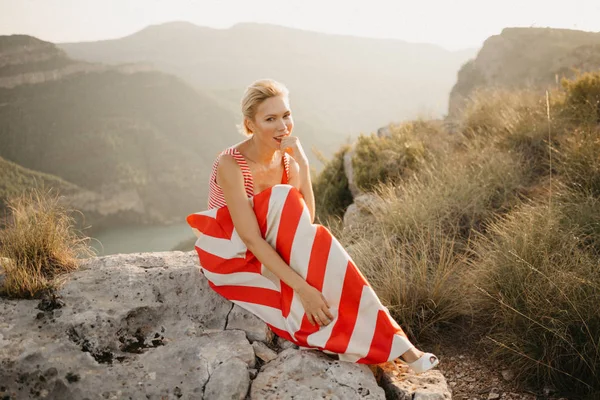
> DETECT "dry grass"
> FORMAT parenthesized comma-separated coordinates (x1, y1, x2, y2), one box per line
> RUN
(557, 126, 600, 197)
(364, 143, 528, 241)
(471, 199, 600, 393)
(560, 71, 600, 126)
(0, 188, 95, 298)
(348, 225, 472, 344)
(458, 88, 567, 178)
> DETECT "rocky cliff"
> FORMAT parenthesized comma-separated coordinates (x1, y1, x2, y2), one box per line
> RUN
(0, 251, 450, 399)
(0, 35, 152, 89)
(449, 27, 600, 116)
(0, 35, 241, 231)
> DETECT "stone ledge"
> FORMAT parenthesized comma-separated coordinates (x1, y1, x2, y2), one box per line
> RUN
(0, 251, 450, 399)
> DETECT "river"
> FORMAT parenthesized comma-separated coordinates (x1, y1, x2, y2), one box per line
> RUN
(88, 222, 195, 256)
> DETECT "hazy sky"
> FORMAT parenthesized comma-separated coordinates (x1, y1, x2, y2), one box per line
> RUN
(1, 0, 599, 50)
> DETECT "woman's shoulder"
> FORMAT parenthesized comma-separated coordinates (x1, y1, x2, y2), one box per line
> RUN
(213, 141, 245, 162)
(216, 140, 249, 158)
(214, 143, 251, 176)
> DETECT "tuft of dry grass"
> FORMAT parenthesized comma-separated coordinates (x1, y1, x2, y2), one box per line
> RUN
(471, 199, 600, 393)
(364, 143, 528, 241)
(557, 126, 600, 197)
(347, 224, 472, 344)
(458, 88, 567, 178)
(0, 188, 95, 298)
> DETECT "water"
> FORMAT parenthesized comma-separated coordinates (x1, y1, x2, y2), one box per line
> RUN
(89, 222, 195, 256)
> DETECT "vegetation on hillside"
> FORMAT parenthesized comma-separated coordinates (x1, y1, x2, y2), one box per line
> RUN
(315, 71, 600, 396)
(351, 121, 444, 192)
(0, 68, 239, 224)
(0, 156, 81, 219)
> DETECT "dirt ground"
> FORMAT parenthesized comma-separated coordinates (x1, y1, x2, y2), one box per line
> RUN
(426, 338, 576, 400)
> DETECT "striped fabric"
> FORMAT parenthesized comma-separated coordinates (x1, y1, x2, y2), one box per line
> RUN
(187, 184, 413, 364)
(207, 147, 290, 209)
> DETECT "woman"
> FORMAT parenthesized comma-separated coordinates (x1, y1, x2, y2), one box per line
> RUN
(187, 79, 439, 373)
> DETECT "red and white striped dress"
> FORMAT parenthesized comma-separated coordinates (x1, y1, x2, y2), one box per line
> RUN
(207, 147, 291, 209)
(188, 148, 413, 364)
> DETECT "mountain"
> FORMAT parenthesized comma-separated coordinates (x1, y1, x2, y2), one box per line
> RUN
(59, 22, 476, 145)
(0, 34, 241, 230)
(449, 27, 600, 116)
(0, 155, 81, 217)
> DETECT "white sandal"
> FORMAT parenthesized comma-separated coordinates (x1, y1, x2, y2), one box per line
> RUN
(401, 352, 440, 374)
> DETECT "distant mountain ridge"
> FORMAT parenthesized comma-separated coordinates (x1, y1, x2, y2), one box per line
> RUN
(0, 34, 241, 230)
(60, 22, 477, 140)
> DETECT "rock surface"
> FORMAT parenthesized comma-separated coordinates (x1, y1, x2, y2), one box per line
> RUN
(0, 251, 450, 399)
(251, 349, 385, 399)
(226, 304, 271, 343)
(343, 193, 379, 231)
(252, 341, 278, 363)
(343, 145, 362, 199)
(374, 362, 451, 400)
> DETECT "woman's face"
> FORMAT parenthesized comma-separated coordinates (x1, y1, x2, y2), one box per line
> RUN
(247, 95, 294, 150)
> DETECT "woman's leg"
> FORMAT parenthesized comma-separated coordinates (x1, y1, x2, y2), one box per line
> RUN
(258, 185, 421, 364)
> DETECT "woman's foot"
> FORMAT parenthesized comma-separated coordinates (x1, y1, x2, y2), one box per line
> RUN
(398, 347, 439, 374)
(400, 347, 424, 363)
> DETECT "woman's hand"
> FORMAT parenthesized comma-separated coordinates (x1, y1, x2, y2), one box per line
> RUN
(296, 284, 334, 327)
(280, 136, 308, 167)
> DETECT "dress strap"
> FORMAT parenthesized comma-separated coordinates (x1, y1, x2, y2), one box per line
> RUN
(282, 153, 291, 184)
(226, 147, 254, 196)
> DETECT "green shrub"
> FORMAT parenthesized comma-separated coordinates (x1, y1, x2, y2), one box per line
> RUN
(312, 146, 354, 223)
(472, 202, 600, 394)
(0, 188, 94, 298)
(561, 70, 600, 126)
(352, 121, 443, 192)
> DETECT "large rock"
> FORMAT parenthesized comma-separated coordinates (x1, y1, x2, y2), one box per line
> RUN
(0, 250, 450, 399)
(251, 349, 385, 399)
(343, 145, 362, 199)
(375, 362, 452, 400)
(226, 304, 270, 343)
(0, 251, 245, 399)
(343, 193, 379, 231)
(204, 357, 250, 400)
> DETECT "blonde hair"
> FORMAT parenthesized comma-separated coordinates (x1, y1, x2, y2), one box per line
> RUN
(238, 79, 289, 136)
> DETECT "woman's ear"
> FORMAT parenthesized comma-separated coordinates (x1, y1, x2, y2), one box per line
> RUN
(245, 117, 254, 134)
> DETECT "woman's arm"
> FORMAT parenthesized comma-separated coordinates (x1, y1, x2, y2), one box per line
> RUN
(281, 137, 315, 223)
(216, 154, 332, 326)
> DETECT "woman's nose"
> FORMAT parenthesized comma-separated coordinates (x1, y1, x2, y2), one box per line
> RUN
(278, 119, 288, 131)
